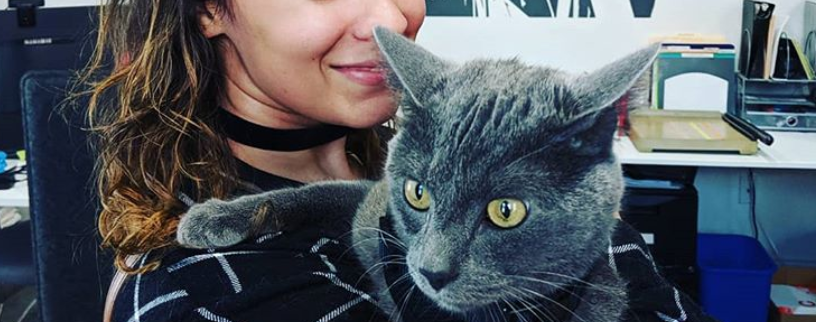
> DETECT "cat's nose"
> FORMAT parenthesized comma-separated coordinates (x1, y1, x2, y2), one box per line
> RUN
(419, 268, 459, 291)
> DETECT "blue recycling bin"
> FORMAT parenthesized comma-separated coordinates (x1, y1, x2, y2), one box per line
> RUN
(697, 234, 778, 322)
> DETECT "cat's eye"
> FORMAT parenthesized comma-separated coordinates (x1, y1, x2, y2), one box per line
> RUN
(404, 180, 431, 211)
(486, 199, 527, 229)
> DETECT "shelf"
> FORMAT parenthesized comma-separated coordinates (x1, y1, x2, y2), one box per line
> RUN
(745, 96, 816, 107)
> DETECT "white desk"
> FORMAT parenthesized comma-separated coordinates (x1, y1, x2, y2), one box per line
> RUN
(615, 131, 816, 266)
(614, 131, 816, 170)
(0, 159, 28, 208)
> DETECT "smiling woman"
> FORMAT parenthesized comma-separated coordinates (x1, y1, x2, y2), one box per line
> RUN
(77, 0, 426, 321)
(207, 0, 422, 130)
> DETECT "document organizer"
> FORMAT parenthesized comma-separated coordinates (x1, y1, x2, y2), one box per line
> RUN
(736, 75, 816, 131)
(736, 0, 816, 131)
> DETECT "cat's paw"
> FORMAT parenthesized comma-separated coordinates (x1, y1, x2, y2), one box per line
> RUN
(176, 199, 253, 249)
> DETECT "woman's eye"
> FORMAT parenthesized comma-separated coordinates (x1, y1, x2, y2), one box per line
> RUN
(486, 199, 527, 229)
(404, 179, 431, 211)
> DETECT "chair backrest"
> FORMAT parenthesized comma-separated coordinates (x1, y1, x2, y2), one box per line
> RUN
(22, 70, 113, 322)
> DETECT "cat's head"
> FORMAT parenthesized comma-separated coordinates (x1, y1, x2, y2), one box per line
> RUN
(374, 27, 658, 313)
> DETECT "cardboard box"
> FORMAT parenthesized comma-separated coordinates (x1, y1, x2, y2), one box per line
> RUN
(771, 267, 816, 322)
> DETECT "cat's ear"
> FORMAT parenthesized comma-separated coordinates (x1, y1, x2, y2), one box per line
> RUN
(373, 26, 452, 110)
(558, 44, 660, 155)
(570, 43, 660, 120)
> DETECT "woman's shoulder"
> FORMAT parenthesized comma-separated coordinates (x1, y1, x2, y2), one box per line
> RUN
(113, 227, 387, 322)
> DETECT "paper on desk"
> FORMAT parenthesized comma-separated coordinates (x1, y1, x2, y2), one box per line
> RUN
(771, 284, 816, 315)
(663, 72, 728, 112)
(0, 207, 22, 229)
(767, 14, 790, 79)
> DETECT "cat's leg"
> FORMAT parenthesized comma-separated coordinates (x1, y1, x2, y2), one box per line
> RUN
(177, 180, 376, 249)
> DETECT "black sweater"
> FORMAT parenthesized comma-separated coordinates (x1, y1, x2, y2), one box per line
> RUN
(111, 161, 718, 322)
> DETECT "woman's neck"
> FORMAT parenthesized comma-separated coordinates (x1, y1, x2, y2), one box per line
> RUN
(229, 137, 361, 183)
(219, 61, 362, 182)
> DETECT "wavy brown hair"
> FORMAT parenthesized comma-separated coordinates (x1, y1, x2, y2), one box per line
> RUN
(79, 0, 387, 274)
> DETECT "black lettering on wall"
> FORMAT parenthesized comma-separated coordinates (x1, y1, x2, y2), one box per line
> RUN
(426, 0, 655, 19)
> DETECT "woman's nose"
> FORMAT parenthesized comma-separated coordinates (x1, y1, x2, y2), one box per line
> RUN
(352, 0, 409, 41)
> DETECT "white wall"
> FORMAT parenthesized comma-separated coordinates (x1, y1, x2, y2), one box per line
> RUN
(417, 0, 809, 72)
(2, 0, 807, 72)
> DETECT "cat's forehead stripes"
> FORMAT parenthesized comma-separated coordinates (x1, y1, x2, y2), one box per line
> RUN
(441, 61, 585, 126)
(420, 61, 583, 163)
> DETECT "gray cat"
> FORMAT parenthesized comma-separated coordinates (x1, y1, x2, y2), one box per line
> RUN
(176, 27, 659, 322)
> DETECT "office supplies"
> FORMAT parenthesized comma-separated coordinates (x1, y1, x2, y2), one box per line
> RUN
(765, 15, 790, 79)
(740, 0, 775, 79)
(736, 75, 816, 131)
(652, 42, 736, 113)
(773, 37, 815, 80)
(806, 1, 816, 74)
(722, 113, 774, 145)
(771, 284, 816, 316)
(628, 109, 758, 154)
(792, 39, 815, 80)
(0, 207, 22, 229)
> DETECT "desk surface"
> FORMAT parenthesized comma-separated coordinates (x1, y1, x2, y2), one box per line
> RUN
(614, 131, 816, 170)
(0, 159, 28, 208)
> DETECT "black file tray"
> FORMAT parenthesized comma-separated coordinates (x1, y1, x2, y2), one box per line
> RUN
(735, 74, 816, 131)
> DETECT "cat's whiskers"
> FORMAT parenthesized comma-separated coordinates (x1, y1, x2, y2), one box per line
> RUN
(393, 284, 417, 322)
(496, 301, 512, 322)
(356, 257, 406, 286)
(488, 302, 503, 322)
(502, 290, 552, 322)
(382, 272, 415, 301)
(336, 233, 406, 261)
(518, 286, 589, 322)
(341, 227, 407, 254)
(351, 226, 408, 250)
(527, 271, 620, 295)
(497, 299, 515, 322)
(507, 286, 558, 321)
(506, 274, 612, 300)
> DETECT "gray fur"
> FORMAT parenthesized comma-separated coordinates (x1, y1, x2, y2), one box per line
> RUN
(177, 27, 659, 321)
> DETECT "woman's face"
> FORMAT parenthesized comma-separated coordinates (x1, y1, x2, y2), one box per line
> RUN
(208, 0, 426, 129)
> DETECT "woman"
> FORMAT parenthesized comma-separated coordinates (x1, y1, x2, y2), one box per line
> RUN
(82, 0, 717, 321)
(84, 0, 423, 321)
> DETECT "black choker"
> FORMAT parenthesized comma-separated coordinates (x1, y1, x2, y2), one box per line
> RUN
(219, 108, 354, 152)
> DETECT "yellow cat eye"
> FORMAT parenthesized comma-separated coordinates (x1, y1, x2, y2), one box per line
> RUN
(487, 199, 528, 229)
(404, 180, 431, 211)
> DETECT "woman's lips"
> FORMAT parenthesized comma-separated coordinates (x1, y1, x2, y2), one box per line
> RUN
(333, 63, 386, 86)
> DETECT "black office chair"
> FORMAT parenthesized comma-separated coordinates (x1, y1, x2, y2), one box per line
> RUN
(0, 221, 35, 286)
(21, 70, 113, 322)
